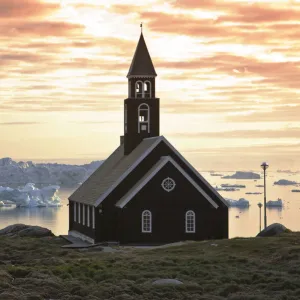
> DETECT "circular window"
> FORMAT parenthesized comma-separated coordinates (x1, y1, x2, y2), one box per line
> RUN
(161, 177, 176, 192)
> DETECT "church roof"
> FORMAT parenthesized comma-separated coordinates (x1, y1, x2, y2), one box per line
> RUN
(115, 156, 219, 209)
(69, 136, 228, 208)
(68, 137, 160, 206)
(127, 33, 157, 77)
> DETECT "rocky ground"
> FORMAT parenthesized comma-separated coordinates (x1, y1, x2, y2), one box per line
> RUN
(0, 226, 300, 300)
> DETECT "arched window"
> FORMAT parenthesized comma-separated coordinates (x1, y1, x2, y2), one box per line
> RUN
(185, 211, 195, 233)
(135, 81, 143, 98)
(138, 103, 150, 133)
(142, 210, 152, 233)
(144, 81, 151, 98)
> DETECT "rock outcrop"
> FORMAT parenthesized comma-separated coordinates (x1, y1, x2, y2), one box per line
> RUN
(257, 223, 290, 237)
(0, 224, 54, 238)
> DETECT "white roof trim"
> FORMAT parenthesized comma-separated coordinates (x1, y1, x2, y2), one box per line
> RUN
(160, 136, 229, 207)
(116, 156, 218, 209)
(94, 136, 163, 207)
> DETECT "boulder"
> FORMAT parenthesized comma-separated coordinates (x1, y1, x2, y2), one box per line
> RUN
(0, 224, 54, 238)
(18, 226, 53, 238)
(0, 224, 28, 235)
(152, 279, 183, 285)
(257, 223, 290, 237)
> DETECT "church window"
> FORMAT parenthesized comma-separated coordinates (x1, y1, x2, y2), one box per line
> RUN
(138, 103, 150, 133)
(185, 211, 196, 233)
(74, 202, 77, 222)
(136, 81, 143, 98)
(78, 203, 81, 224)
(92, 207, 95, 229)
(83, 204, 85, 225)
(144, 81, 151, 98)
(161, 177, 176, 192)
(87, 205, 90, 227)
(142, 210, 152, 233)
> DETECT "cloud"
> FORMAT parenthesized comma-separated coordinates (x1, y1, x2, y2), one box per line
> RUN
(226, 105, 300, 122)
(169, 128, 300, 139)
(0, 21, 84, 37)
(0, 0, 60, 18)
(0, 122, 46, 125)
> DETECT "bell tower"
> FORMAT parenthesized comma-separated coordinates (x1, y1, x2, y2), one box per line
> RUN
(123, 28, 160, 155)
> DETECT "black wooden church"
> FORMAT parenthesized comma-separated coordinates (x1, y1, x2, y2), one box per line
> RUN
(68, 31, 229, 245)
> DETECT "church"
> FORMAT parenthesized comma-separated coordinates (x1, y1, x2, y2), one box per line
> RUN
(68, 30, 229, 245)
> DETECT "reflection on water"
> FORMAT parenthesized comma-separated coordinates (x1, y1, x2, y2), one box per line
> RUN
(0, 172, 300, 238)
(0, 188, 73, 236)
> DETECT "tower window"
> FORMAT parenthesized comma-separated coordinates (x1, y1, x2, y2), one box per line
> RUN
(144, 81, 151, 98)
(136, 81, 143, 98)
(138, 103, 150, 133)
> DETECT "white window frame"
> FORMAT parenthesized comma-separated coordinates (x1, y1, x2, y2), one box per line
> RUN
(144, 80, 151, 98)
(138, 103, 150, 133)
(92, 206, 95, 229)
(161, 177, 176, 192)
(78, 203, 81, 224)
(142, 210, 152, 233)
(83, 204, 85, 225)
(87, 205, 90, 227)
(135, 80, 144, 98)
(185, 210, 196, 233)
(74, 202, 77, 222)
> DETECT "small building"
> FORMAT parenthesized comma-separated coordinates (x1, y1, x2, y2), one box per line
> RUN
(68, 31, 229, 245)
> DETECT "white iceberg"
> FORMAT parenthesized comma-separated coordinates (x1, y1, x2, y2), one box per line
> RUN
(0, 183, 61, 207)
(222, 171, 260, 180)
(266, 198, 283, 207)
(225, 198, 250, 207)
(0, 157, 103, 187)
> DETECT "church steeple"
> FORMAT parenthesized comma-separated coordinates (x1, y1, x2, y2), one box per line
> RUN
(123, 29, 160, 155)
(127, 32, 157, 78)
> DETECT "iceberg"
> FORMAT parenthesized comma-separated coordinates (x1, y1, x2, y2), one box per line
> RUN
(266, 198, 283, 207)
(274, 179, 298, 186)
(0, 183, 61, 207)
(225, 198, 250, 207)
(222, 171, 260, 180)
(0, 157, 103, 187)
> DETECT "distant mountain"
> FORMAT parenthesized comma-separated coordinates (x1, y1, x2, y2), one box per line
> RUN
(0, 157, 103, 187)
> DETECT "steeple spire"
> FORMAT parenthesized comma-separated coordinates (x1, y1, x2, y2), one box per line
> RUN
(127, 29, 157, 78)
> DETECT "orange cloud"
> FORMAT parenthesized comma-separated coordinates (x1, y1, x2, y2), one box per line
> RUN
(0, 21, 84, 37)
(0, 0, 60, 18)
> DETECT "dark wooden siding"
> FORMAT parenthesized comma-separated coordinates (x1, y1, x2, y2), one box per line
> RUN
(95, 140, 228, 243)
(118, 162, 227, 244)
(69, 201, 96, 240)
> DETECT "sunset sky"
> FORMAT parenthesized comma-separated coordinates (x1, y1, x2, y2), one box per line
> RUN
(1, 0, 300, 171)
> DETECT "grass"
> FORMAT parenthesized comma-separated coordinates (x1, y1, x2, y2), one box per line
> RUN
(0, 232, 300, 299)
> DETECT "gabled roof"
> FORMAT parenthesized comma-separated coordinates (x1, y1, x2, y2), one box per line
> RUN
(115, 156, 219, 209)
(127, 33, 157, 77)
(68, 137, 161, 205)
(69, 135, 228, 208)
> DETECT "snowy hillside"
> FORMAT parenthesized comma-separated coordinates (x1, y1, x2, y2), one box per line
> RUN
(0, 157, 103, 187)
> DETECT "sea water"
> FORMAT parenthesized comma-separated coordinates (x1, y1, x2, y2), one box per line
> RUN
(0, 171, 299, 238)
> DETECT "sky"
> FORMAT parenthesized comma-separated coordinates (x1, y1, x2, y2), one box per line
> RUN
(1, 0, 300, 171)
